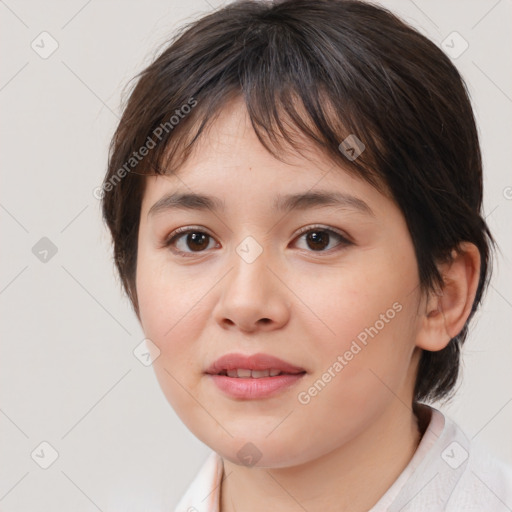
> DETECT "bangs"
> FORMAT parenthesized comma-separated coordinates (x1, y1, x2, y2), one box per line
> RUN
(118, 12, 390, 190)
(145, 88, 382, 190)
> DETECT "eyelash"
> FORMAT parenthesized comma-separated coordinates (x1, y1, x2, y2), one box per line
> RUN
(162, 224, 353, 258)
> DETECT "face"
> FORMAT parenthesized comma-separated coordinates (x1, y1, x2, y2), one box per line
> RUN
(136, 96, 425, 468)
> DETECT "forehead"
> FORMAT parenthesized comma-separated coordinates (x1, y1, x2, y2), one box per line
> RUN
(140, 97, 392, 218)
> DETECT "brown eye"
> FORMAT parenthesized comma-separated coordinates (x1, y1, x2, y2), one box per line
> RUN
(184, 232, 210, 251)
(165, 228, 217, 255)
(305, 230, 330, 251)
(294, 226, 351, 253)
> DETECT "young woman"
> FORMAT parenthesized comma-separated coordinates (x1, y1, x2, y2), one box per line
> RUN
(101, 1, 512, 510)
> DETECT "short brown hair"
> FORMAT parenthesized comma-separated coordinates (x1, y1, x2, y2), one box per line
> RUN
(101, 0, 494, 403)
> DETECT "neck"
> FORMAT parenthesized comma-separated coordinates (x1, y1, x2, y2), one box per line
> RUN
(220, 402, 424, 512)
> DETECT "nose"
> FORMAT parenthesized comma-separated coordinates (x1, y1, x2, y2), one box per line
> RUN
(212, 246, 291, 333)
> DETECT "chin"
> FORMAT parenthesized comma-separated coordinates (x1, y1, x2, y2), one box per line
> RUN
(204, 433, 312, 469)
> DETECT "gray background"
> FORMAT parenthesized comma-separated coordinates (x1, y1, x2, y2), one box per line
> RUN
(1, 0, 511, 510)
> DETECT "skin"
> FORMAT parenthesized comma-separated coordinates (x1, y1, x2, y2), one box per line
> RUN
(135, 96, 480, 512)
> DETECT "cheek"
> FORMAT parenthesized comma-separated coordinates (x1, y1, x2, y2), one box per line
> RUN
(135, 254, 212, 428)
(135, 248, 204, 364)
(291, 290, 419, 457)
(292, 248, 417, 349)
(296, 246, 421, 394)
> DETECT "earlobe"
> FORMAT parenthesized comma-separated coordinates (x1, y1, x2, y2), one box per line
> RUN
(416, 242, 481, 352)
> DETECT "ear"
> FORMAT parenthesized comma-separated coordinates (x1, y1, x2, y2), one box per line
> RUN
(415, 242, 481, 352)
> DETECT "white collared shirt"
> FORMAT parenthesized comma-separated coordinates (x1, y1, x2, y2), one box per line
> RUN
(174, 407, 512, 511)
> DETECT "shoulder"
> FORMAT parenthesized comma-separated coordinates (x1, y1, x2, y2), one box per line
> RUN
(387, 405, 512, 512)
(441, 412, 512, 511)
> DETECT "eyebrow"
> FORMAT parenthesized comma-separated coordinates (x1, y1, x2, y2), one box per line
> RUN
(147, 190, 374, 218)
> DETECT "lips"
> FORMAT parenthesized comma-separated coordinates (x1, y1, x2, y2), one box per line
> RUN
(205, 353, 306, 377)
(205, 352, 307, 399)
